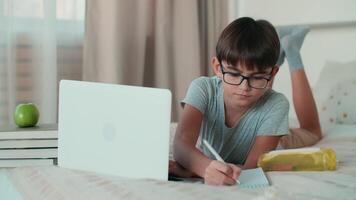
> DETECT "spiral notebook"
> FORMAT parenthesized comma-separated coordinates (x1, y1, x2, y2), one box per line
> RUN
(238, 167, 270, 189)
(169, 167, 270, 188)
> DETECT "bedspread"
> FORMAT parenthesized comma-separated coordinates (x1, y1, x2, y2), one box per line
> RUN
(2, 126, 356, 200)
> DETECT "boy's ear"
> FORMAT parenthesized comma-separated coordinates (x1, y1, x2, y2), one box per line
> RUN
(271, 66, 279, 76)
(212, 57, 222, 78)
(267, 67, 279, 88)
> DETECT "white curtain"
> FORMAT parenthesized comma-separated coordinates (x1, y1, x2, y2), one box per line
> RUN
(83, 0, 229, 121)
(0, 0, 85, 126)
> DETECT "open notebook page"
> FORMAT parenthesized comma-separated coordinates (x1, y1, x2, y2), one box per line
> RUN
(238, 167, 270, 188)
(169, 167, 269, 189)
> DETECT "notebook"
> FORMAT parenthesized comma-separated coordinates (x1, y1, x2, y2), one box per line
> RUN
(238, 167, 270, 189)
(169, 167, 270, 188)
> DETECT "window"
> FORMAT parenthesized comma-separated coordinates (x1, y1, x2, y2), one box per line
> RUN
(0, 0, 85, 125)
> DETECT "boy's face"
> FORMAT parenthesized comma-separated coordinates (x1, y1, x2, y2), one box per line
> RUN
(212, 57, 278, 109)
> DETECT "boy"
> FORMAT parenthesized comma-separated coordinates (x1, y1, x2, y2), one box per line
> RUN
(171, 17, 322, 186)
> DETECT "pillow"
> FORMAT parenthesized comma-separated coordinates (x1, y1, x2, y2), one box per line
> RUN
(323, 124, 356, 140)
(317, 82, 338, 131)
(313, 60, 356, 132)
(334, 80, 356, 124)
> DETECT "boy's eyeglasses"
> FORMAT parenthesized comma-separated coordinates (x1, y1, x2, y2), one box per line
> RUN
(220, 64, 273, 89)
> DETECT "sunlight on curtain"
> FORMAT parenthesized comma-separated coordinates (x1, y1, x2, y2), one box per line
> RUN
(0, 0, 85, 126)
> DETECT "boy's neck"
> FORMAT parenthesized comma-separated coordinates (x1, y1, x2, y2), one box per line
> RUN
(223, 101, 252, 128)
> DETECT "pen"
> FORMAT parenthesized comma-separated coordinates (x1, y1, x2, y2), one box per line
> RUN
(203, 139, 240, 184)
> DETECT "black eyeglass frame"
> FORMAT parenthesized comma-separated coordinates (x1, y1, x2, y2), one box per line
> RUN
(219, 63, 274, 89)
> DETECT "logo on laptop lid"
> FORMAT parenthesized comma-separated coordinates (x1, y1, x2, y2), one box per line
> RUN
(102, 123, 117, 142)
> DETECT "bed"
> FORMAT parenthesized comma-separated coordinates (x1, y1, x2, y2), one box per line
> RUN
(0, 124, 356, 200)
(1, 62, 356, 200)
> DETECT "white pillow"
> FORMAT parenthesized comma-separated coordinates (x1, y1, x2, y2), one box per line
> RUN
(317, 82, 338, 131)
(313, 60, 356, 132)
(323, 124, 356, 139)
(334, 80, 356, 124)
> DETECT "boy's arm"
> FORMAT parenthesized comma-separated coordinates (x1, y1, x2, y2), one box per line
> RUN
(173, 104, 240, 185)
(173, 104, 211, 177)
(242, 135, 281, 169)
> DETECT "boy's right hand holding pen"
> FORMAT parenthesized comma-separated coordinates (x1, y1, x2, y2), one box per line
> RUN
(203, 140, 241, 186)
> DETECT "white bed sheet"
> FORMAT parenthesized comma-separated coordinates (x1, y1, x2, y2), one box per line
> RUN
(1, 125, 356, 200)
(0, 170, 23, 200)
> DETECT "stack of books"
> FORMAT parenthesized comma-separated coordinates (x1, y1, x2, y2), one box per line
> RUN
(0, 124, 58, 167)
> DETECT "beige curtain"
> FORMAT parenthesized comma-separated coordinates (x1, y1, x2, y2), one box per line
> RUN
(83, 0, 229, 121)
(198, 0, 230, 76)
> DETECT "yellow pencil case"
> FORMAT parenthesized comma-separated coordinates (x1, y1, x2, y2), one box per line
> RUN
(257, 147, 337, 171)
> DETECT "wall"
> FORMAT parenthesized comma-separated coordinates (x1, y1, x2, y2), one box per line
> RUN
(230, 0, 356, 120)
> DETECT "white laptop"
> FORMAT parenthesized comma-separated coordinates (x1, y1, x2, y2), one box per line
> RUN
(58, 80, 171, 181)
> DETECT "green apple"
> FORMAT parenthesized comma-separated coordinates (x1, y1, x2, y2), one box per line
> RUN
(14, 103, 40, 128)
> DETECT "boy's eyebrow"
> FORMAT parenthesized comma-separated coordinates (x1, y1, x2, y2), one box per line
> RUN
(251, 71, 270, 75)
(225, 65, 270, 75)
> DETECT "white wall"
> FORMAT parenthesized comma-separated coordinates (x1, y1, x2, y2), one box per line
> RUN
(230, 0, 356, 120)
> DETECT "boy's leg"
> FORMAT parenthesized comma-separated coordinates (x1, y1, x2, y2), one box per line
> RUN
(290, 69, 322, 138)
(280, 128, 320, 148)
(278, 26, 322, 149)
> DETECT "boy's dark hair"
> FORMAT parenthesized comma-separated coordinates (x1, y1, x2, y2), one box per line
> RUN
(216, 17, 280, 71)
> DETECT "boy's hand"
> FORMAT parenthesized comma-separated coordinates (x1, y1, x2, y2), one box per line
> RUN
(204, 160, 241, 186)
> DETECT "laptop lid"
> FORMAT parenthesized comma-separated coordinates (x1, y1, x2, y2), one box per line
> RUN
(58, 80, 171, 181)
